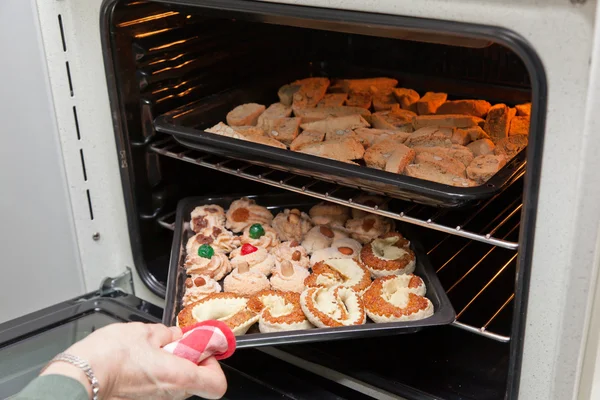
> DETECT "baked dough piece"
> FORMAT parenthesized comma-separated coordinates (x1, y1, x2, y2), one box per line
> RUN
(351, 194, 388, 218)
(467, 139, 496, 156)
(240, 224, 280, 250)
(292, 77, 330, 110)
(289, 130, 325, 151)
(229, 245, 276, 276)
(324, 129, 361, 142)
(297, 137, 365, 162)
(346, 91, 372, 109)
(515, 103, 531, 117)
(370, 106, 416, 131)
(302, 225, 349, 254)
(466, 154, 508, 183)
(345, 215, 394, 244)
(182, 275, 222, 306)
(226, 197, 274, 233)
(372, 88, 399, 111)
(364, 137, 412, 169)
(185, 251, 232, 281)
(305, 258, 371, 293)
(484, 104, 516, 143)
(190, 205, 226, 235)
(414, 151, 466, 177)
(248, 290, 313, 332)
(309, 202, 351, 227)
(224, 266, 271, 297)
(257, 103, 293, 131)
(360, 232, 415, 278)
(494, 135, 528, 159)
(454, 126, 491, 143)
(278, 83, 301, 106)
(354, 128, 411, 148)
(393, 88, 420, 111)
(384, 144, 416, 173)
(405, 163, 476, 187)
(363, 275, 433, 323)
(317, 93, 348, 108)
(300, 285, 366, 327)
(411, 145, 474, 167)
(270, 261, 310, 293)
(310, 237, 363, 265)
(177, 293, 259, 334)
(271, 240, 310, 270)
(271, 209, 313, 242)
(416, 92, 447, 115)
(404, 127, 454, 148)
(412, 114, 483, 130)
(436, 100, 492, 118)
(186, 228, 241, 255)
(241, 133, 287, 149)
(338, 77, 398, 93)
(226, 103, 266, 126)
(300, 114, 370, 133)
(293, 106, 371, 123)
(509, 116, 530, 136)
(266, 117, 301, 146)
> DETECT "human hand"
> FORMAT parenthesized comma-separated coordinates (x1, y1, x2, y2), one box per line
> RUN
(41, 322, 227, 399)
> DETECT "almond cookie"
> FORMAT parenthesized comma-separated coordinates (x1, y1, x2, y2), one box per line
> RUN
(360, 232, 416, 278)
(363, 275, 433, 322)
(305, 258, 371, 293)
(190, 205, 226, 235)
(310, 238, 363, 265)
(345, 215, 394, 244)
(308, 202, 351, 227)
(271, 209, 313, 242)
(226, 197, 274, 233)
(302, 225, 349, 254)
(248, 289, 313, 332)
(229, 244, 276, 277)
(240, 223, 280, 250)
(185, 244, 232, 280)
(182, 275, 222, 306)
(300, 285, 366, 328)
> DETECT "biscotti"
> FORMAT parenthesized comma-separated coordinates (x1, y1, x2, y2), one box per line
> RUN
(300, 114, 370, 133)
(372, 88, 398, 111)
(226, 103, 266, 126)
(467, 138, 496, 156)
(393, 88, 420, 111)
(484, 104, 516, 143)
(416, 92, 447, 115)
(494, 135, 528, 158)
(509, 116, 530, 136)
(412, 114, 483, 130)
(412, 145, 474, 167)
(370, 106, 415, 131)
(384, 145, 416, 173)
(291, 77, 330, 110)
(294, 106, 371, 123)
(257, 103, 293, 132)
(317, 93, 348, 108)
(354, 128, 411, 148)
(346, 91, 373, 109)
(436, 100, 492, 118)
(297, 137, 365, 162)
(515, 103, 531, 117)
(414, 151, 466, 177)
(405, 162, 476, 187)
(364, 138, 410, 169)
(266, 117, 302, 145)
(466, 154, 507, 183)
(338, 77, 398, 93)
(404, 127, 453, 148)
(290, 130, 325, 151)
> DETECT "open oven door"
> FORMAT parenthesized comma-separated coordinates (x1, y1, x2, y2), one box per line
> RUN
(0, 275, 376, 400)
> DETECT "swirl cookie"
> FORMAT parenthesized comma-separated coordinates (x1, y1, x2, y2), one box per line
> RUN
(177, 293, 259, 335)
(229, 244, 276, 276)
(241, 223, 280, 250)
(345, 215, 394, 244)
(248, 290, 313, 333)
(300, 286, 366, 328)
(271, 240, 310, 270)
(186, 227, 241, 255)
(223, 262, 271, 297)
(305, 258, 371, 293)
(190, 205, 226, 235)
(185, 244, 232, 281)
(226, 197, 274, 233)
(302, 225, 349, 254)
(360, 232, 416, 278)
(272, 209, 313, 242)
(270, 261, 310, 293)
(182, 275, 222, 306)
(362, 274, 433, 322)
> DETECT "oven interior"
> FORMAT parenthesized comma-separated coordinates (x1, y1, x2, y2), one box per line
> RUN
(103, 1, 536, 399)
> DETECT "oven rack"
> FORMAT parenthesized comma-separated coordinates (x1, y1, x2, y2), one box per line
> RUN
(150, 137, 519, 250)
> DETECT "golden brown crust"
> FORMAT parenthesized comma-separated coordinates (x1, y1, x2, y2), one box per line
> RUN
(304, 258, 371, 293)
(177, 292, 257, 329)
(362, 275, 429, 318)
(302, 286, 365, 327)
(360, 232, 415, 272)
(248, 290, 307, 324)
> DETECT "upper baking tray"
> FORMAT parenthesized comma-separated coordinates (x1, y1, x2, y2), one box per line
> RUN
(162, 193, 456, 348)
(154, 64, 528, 208)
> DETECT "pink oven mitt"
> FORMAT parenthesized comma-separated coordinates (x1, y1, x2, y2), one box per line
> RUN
(162, 320, 236, 364)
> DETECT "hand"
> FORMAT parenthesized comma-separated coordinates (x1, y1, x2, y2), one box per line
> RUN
(41, 322, 227, 399)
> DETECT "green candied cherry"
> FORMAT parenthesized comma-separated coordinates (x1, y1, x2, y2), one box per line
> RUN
(197, 244, 214, 259)
(248, 223, 266, 239)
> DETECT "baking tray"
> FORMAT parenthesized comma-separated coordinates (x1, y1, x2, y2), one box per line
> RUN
(163, 193, 456, 348)
(153, 64, 528, 208)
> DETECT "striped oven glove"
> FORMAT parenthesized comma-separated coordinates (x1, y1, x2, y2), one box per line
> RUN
(163, 320, 236, 364)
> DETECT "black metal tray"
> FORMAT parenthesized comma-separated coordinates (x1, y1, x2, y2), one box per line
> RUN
(163, 193, 456, 348)
(153, 63, 527, 208)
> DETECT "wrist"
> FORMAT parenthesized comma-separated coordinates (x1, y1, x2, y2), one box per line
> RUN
(41, 362, 92, 397)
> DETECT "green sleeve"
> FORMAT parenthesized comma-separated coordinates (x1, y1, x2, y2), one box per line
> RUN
(13, 375, 89, 400)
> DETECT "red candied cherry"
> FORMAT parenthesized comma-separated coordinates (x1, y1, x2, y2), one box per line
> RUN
(240, 243, 258, 255)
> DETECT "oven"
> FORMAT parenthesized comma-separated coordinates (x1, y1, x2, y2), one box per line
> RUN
(3, 0, 600, 399)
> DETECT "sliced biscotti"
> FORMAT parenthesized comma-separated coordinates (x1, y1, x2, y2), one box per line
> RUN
(412, 114, 483, 130)
(364, 137, 412, 169)
(290, 130, 325, 151)
(324, 129, 361, 142)
(257, 103, 293, 131)
(372, 88, 399, 111)
(515, 103, 531, 117)
(226, 103, 266, 126)
(455, 126, 491, 142)
(294, 106, 371, 123)
(278, 84, 301, 106)
(414, 151, 466, 177)
(393, 88, 420, 111)
(354, 128, 412, 148)
(404, 127, 454, 148)
(466, 154, 507, 183)
(242, 134, 287, 149)
(494, 135, 528, 159)
(484, 104, 516, 142)
(345, 91, 372, 109)
(338, 77, 398, 93)
(207, 122, 286, 149)
(509, 116, 530, 136)
(416, 92, 447, 115)
(384, 145, 416, 173)
(291, 77, 330, 110)
(266, 117, 302, 146)
(318, 93, 348, 108)
(370, 106, 416, 131)
(405, 163, 476, 187)
(436, 100, 492, 118)
(296, 137, 365, 162)
(300, 114, 370, 133)
(412, 145, 474, 167)
(467, 139, 496, 156)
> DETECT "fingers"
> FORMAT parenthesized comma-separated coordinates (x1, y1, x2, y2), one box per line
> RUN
(145, 323, 180, 347)
(169, 326, 183, 341)
(159, 354, 228, 399)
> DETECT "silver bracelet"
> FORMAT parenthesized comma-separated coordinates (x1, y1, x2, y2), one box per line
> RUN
(43, 353, 99, 400)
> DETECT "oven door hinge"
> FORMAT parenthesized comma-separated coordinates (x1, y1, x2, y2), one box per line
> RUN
(99, 267, 134, 296)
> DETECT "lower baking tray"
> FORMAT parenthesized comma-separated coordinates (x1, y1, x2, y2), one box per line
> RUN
(153, 62, 528, 208)
(163, 193, 456, 348)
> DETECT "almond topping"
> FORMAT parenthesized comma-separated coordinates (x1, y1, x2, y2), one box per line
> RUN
(288, 213, 300, 224)
(319, 226, 334, 238)
(290, 240, 300, 247)
(231, 207, 250, 222)
(281, 261, 294, 277)
(362, 218, 376, 232)
(185, 278, 193, 288)
(193, 277, 206, 286)
(338, 247, 354, 255)
(238, 261, 250, 274)
(291, 250, 302, 261)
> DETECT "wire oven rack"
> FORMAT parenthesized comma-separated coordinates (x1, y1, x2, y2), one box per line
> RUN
(151, 137, 520, 342)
